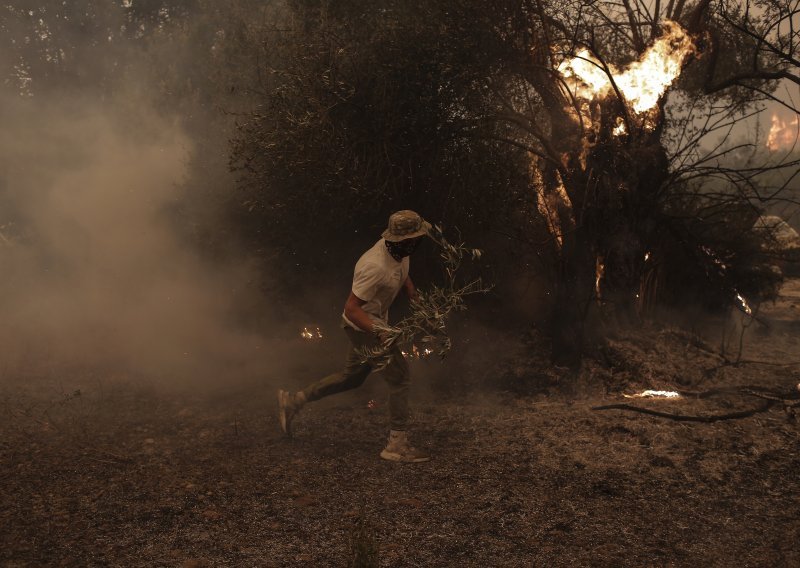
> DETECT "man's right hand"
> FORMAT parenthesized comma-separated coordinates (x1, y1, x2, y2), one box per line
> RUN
(376, 330, 394, 346)
(344, 292, 377, 334)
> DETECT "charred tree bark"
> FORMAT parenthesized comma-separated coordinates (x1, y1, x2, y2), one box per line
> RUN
(592, 126, 671, 325)
(551, 222, 599, 367)
(543, 114, 671, 365)
(523, 4, 704, 368)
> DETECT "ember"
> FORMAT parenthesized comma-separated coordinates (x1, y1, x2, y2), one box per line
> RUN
(532, 166, 571, 249)
(699, 246, 753, 317)
(401, 344, 433, 359)
(595, 257, 605, 299)
(300, 326, 323, 340)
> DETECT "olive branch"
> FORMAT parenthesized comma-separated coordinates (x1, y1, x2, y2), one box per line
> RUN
(358, 225, 491, 370)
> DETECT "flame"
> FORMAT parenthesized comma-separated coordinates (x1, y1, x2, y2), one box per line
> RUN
(401, 344, 433, 359)
(736, 292, 753, 316)
(532, 166, 573, 249)
(700, 245, 727, 270)
(300, 326, 323, 340)
(766, 113, 799, 151)
(558, 21, 695, 117)
(560, 49, 612, 100)
(624, 390, 681, 399)
(595, 256, 605, 299)
(612, 118, 628, 137)
(699, 247, 754, 316)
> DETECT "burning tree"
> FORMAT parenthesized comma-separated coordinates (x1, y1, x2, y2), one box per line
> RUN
(232, 0, 799, 367)
(472, 0, 800, 365)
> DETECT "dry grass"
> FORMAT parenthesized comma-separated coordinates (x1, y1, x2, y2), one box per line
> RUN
(2, 286, 800, 566)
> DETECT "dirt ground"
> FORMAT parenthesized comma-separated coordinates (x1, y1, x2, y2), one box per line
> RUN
(2, 284, 800, 567)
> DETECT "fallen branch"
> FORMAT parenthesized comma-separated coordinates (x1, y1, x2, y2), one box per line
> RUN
(731, 359, 800, 367)
(662, 329, 723, 359)
(704, 359, 800, 376)
(592, 400, 776, 422)
(676, 385, 800, 401)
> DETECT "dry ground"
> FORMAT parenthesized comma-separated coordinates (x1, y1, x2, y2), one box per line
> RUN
(2, 284, 800, 567)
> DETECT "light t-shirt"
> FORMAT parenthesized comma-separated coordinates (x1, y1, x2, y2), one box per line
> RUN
(342, 239, 409, 331)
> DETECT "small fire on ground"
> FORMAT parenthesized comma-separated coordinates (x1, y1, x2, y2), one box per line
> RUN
(624, 390, 681, 399)
(401, 344, 433, 359)
(300, 326, 323, 340)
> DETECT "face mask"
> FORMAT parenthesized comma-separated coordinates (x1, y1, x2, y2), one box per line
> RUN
(386, 238, 420, 260)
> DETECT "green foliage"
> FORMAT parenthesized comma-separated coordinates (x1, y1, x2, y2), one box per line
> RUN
(357, 226, 491, 370)
(229, 0, 531, 278)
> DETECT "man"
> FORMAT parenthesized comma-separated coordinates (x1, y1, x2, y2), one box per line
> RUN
(277, 210, 431, 463)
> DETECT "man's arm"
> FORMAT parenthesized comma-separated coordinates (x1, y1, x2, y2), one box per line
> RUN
(344, 292, 377, 334)
(403, 276, 418, 302)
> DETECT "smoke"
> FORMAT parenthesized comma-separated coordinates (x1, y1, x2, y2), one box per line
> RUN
(0, 3, 338, 390)
(0, 3, 521, 395)
(0, 88, 306, 386)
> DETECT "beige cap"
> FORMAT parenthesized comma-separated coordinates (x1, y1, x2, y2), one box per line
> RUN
(381, 210, 432, 242)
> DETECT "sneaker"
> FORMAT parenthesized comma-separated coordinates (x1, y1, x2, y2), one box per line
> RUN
(277, 389, 302, 437)
(380, 430, 430, 463)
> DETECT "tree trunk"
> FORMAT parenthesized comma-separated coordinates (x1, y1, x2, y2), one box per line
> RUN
(550, 220, 598, 368)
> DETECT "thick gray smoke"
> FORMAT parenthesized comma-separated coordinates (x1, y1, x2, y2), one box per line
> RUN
(0, 3, 509, 394)
(0, 92, 301, 385)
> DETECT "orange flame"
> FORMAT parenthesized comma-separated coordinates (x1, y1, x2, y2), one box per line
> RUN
(595, 256, 605, 299)
(532, 166, 573, 248)
(401, 344, 433, 359)
(558, 21, 695, 117)
(736, 292, 753, 316)
(300, 326, 323, 340)
(766, 113, 799, 151)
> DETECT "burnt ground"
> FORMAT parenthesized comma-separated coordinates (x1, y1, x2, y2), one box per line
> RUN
(2, 284, 800, 567)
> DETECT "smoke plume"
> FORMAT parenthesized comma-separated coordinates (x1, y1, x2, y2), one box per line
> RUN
(0, 90, 300, 386)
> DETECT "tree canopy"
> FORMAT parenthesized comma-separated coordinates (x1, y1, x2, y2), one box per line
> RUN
(4, 0, 798, 364)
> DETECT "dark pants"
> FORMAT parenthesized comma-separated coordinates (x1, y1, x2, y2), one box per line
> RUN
(301, 323, 410, 430)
